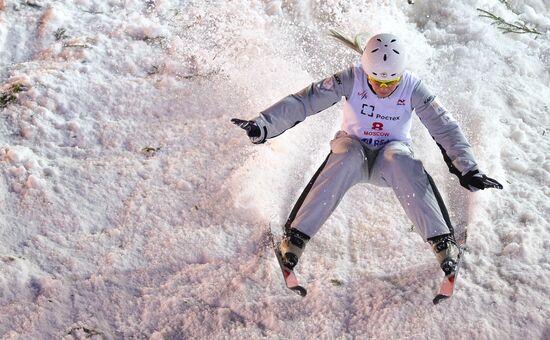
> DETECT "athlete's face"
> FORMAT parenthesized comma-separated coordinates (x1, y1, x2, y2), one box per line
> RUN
(367, 77, 401, 98)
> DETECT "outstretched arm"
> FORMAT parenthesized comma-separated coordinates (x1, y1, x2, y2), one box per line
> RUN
(412, 81, 503, 191)
(232, 67, 355, 144)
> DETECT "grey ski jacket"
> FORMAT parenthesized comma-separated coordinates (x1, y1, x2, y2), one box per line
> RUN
(251, 65, 478, 176)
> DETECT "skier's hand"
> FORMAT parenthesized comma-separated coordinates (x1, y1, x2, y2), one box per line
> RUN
(460, 170, 503, 192)
(231, 118, 265, 144)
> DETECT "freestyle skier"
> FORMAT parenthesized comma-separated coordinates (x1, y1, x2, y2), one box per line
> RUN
(231, 33, 503, 280)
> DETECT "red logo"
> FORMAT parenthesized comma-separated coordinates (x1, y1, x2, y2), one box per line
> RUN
(372, 122, 384, 130)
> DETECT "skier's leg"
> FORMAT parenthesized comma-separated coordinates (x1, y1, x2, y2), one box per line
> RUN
(280, 132, 366, 268)
(424, 172, 460, 274)
(370, 141, 449, 239)
(371, 142, 459, 273)
(288, 133, 366, 236)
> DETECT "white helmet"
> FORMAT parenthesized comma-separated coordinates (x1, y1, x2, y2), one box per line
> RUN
(361, 33, 406, 81)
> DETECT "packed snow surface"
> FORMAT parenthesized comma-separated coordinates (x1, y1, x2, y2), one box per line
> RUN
(1, 0, 549, 339)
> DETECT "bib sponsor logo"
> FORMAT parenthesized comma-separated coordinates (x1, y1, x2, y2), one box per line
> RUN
(375, 113, 400, 121)
(361, 104, 375, 117)
(361, 138, 390, 147)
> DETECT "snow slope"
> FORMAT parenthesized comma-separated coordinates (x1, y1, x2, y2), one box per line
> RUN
(1, 0, 549, 338)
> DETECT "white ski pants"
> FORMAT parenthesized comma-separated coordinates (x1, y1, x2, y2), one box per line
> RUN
(290, 131, 451, 241)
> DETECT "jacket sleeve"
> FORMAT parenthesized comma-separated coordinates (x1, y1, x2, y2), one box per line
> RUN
(411, 80, 478, 176)
(251, 67, 355, 143)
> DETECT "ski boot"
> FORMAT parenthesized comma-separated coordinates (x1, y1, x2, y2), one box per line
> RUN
(429, 233, 460, 275)
(278, 228, 310, 270)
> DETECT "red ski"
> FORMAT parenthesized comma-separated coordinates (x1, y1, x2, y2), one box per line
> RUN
(433, 248, 464, 304)
(272, 235, 307, 297)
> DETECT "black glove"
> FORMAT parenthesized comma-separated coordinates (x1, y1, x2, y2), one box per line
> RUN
(460, 170, 503, 191)
(231, 118, 265, 143)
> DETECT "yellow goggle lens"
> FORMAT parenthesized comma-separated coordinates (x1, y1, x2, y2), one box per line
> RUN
(368, 75, 401, 87)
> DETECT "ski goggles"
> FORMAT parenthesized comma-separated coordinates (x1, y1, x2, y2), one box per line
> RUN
(368, 75, 402, 87)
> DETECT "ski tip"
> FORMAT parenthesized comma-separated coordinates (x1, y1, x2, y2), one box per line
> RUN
(291, 286, 307, 297)
(433, 294, 449, 305)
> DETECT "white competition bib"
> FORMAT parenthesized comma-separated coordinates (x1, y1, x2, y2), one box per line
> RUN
(342, 65, 419, 150)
